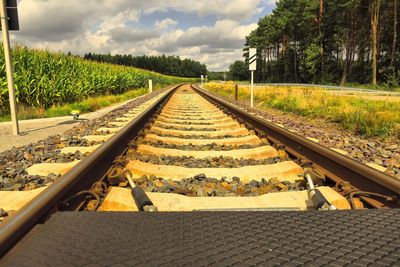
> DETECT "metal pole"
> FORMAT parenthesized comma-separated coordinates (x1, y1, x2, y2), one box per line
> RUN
(250, 70, 254, 108)
(148, 79, 152, 93)
(235, 84, 238, 101)
(0, 0, 19, 135)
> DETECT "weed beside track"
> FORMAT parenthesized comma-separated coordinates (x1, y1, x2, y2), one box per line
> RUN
(205, 83, 400, 138)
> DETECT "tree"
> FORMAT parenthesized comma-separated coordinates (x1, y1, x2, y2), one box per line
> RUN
(370, 0, 380, 85)
(82, 53, 207, 78)
(208, 71, 226, 81)
(391, 0, 397, 67)
(241, 0, 399, 87)
(340, 0, 358, 85)
(228, 61, 249, 81)
(319, 0, 324, 75)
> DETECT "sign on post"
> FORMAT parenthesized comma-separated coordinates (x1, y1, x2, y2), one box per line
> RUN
(249, 48, 257, 71)
(248, 48, 257, 108)
(0, 0, 20, 135)
(0, 0, 18, 31)
(201, 75, 204, 86)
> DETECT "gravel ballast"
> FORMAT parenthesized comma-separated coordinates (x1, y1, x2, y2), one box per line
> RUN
(202, 88, 400, 179)
(0, 89, 166, 191)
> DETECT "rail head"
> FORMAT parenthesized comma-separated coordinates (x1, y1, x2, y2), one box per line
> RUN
(2, 83, 399, 257)
(192, 84, 400, 199)
(0, 84, 182, 257)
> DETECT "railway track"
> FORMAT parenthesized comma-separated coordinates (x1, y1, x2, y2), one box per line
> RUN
(1, 84, 400, 265)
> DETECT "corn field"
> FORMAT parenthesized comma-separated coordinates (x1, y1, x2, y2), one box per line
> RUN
(0, 45, 194, 114)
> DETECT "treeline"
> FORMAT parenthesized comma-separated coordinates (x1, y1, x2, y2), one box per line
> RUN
(244, 0, 399, 87)
(208, 71, 226, 80)
(84, 53, 207, 78)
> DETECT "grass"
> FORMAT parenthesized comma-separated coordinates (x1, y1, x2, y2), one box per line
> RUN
(230, 80, 400, 92)
(0, 87, 148, 122)
(205, 82, 400, 139)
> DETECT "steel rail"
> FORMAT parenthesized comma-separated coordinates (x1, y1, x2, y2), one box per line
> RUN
(1, 83, 398, 257)
(192, 84, 400, 199)
(0, 85, 181, 257)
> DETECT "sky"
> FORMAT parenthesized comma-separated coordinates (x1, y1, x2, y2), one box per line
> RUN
(11, 0, 277, 71)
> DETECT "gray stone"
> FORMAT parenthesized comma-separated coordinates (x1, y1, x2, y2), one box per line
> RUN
(225, 177, 233, 183)
(194, 173, 206, 180)
(232, 176, 240, 183)
(195, 186, 206, 197)
(248, 180, 259, 188)
(6, 183, 22, 191)
(0, 208, 7, 217)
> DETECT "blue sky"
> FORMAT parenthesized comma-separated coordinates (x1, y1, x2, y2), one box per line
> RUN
(141, 11, 216, 30)
(12, 0, 277, 71)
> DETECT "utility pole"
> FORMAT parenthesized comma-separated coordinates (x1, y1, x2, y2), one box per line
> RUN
(0, 0, 19, 135)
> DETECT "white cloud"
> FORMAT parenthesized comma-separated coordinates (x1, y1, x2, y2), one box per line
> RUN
(97, 10, 141, 33)
(154, 18, 177, 29)
(82, 33, 105, 51)
(138, 0, 263, 20)
(263, 0, 277, 6)
(196, 0, 263, 20)
(176, 20, 257, 49)
(11, 0, 267, 70)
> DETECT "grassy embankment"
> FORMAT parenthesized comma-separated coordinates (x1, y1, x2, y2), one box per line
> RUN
(231, 81, 400, 92)
(0, 46, 195, 121)
(205, 82, 400, 139)
(0, 87, 149, 122)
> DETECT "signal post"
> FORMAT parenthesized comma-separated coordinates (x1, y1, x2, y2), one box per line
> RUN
(249, 48, 257, 108)
(0, 0, 19, 135)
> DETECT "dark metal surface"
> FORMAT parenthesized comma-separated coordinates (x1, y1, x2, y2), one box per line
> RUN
(0, 85, 180, 257)
(0, 0, 19, 31)
(192, 84, 400, 199)
(5, 0, 17, 7)
(3, 210, 400, 266)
